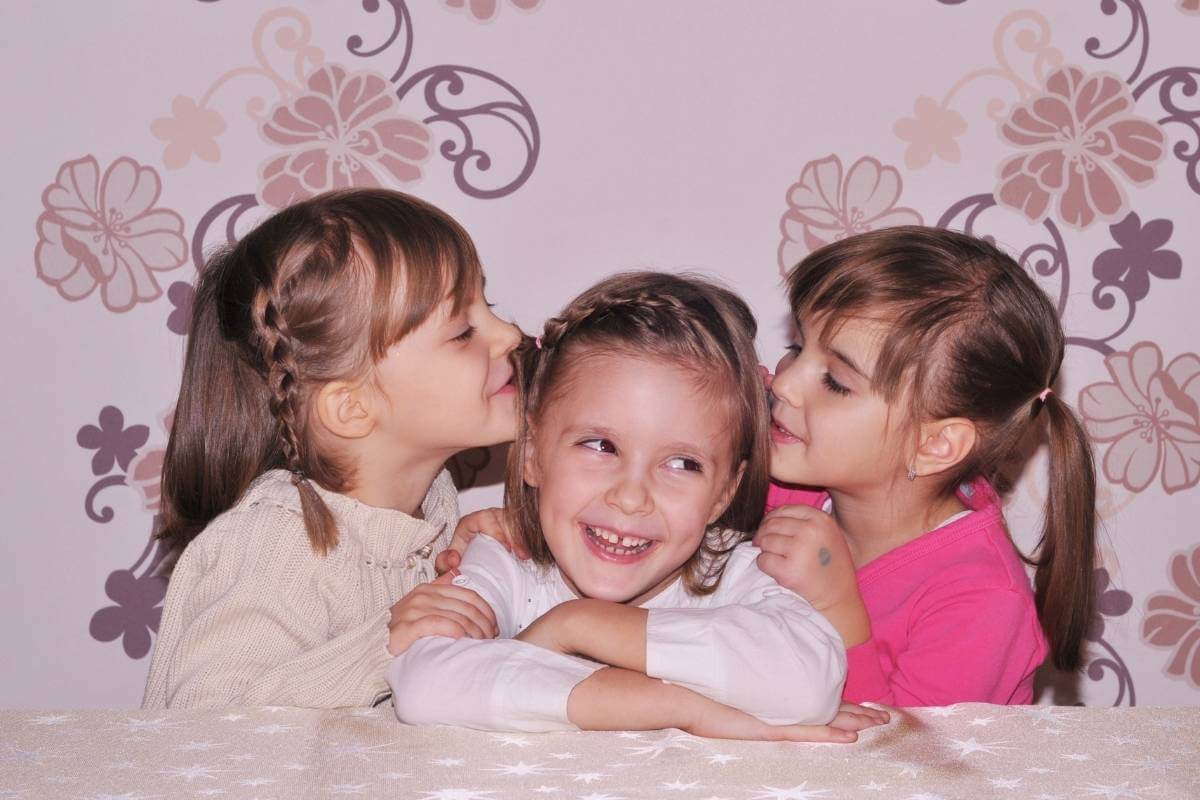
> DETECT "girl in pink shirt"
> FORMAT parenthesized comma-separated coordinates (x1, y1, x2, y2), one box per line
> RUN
(757, 226, 1097, 707)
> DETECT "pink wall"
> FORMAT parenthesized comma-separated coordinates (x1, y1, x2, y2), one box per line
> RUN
(2, 0, 1198, 708)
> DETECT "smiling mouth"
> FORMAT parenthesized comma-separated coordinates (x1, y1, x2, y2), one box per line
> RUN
(583, 524, 655, 558)
(771, 418, 804, 443)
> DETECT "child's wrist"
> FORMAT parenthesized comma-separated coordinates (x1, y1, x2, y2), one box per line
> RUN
(817, 596, 871, 648)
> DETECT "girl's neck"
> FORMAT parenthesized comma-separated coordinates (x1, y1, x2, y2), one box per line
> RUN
(346, 445, 452, 517)
(829, 483, 969, 568)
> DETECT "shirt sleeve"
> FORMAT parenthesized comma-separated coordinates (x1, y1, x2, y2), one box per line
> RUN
(452, 535, 528, 637)
(643, 549, 847, 725)
(843, 583, 1042, 706)
(143, 505, 394, 709)
(388, 637, 601, 732)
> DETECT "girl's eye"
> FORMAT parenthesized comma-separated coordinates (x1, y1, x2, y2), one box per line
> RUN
(785, 342, 803, 356)
(665, 456, 704, 473)
(822, 372, 851, 396)
(451, 325, 476, 343)
(580, 438, 617, 454)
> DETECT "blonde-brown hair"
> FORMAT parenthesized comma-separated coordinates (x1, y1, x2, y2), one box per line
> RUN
(161, 189, 482, 557)
(785, 225, 1097, 671)
(504, 271, 771, 595)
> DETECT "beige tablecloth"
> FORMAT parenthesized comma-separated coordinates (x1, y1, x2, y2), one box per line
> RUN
(2, 703, 1198, 799)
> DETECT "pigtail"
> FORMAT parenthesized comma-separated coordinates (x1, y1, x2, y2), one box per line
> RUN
(1031, 392, 1097, 671)
(255, 290, 340, 556)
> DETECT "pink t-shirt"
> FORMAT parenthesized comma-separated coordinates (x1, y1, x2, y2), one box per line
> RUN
(765, 478, 1048, 706)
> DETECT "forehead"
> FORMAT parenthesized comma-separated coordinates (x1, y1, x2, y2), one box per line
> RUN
(543, 354, 735, 454)
(803, 313, 890, 361)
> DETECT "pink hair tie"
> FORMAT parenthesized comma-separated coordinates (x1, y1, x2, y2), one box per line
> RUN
(1038, 387, 1053, 402)
(535, 336, 543, 350)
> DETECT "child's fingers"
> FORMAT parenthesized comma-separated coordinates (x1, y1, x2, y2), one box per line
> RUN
(754, 531, 797, 556)
(412, 614, 472, 641)
(769, 723, 857, 743)
(434, 549, 461, 575)
(426, 586, 499, 637)
(755, 551, 788, 578)
(839, 702, 890, 724)
(417, 605, 491, 640)
(828, 710, 882, 732)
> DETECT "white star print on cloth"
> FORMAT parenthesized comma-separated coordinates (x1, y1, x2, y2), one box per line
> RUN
(0, 704, 1197, 798)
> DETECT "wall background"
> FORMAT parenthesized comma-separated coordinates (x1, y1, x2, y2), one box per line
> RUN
(2, 0, 1198, 710)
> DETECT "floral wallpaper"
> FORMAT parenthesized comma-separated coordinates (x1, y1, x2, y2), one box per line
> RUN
(3, 0, 1197, 709)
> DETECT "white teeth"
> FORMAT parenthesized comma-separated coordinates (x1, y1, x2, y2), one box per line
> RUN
(585, 525, 652, 555)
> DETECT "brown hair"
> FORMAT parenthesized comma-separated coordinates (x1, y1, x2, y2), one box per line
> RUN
(160, 189, 482, 557)
(784, 225, 1096, 671)
(504, 271, 771, 595)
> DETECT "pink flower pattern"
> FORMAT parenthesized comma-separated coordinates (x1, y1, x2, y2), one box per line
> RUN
(778, 155, 923, 274)
(894, 96, 968, 169)
(995, 65, 1167, 229)
(34, 156, 188, 313)
(442, 0, 541, 22)
(257, 64, 432, 208)
(1079, 342, 1200, 494)
(150, 95, 226, 169)
(1143, 545, 1200, 689)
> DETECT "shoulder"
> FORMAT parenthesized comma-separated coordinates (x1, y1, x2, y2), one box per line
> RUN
(171, 471, 332, 580)
(704, 541, 793, 603)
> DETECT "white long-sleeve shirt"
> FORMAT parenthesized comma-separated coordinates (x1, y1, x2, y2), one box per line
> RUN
(387, 536, 846, 732)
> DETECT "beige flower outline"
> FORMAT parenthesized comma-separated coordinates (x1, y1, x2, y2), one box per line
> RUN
(1078, 341, 1200, 495)
(777, 154, 922, 275)
(34, 156, 188, 313)
(1143, 544, 1200, 689)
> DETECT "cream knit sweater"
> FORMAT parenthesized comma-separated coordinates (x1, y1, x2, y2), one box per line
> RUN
(142, 468, 458, 709)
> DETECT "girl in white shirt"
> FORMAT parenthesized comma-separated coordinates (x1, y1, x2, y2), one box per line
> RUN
(387, 272, 887, 741)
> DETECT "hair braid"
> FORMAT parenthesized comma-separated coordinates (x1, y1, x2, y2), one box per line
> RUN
(256, 290, 305, 476)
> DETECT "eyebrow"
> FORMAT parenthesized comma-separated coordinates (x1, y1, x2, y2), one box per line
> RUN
(830, 346, 869, 380)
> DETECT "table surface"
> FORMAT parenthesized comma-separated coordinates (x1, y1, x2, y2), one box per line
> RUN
(3, 703, 1199, 799)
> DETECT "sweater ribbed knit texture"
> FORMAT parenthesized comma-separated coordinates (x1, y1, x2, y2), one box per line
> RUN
(143, 468, 458, 709)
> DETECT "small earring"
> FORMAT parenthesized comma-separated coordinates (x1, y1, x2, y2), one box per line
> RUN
(906, 466, 917, 481)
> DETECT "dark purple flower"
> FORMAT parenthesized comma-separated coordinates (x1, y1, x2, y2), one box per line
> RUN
(1088, 567, 1134, 642)
(166, 281, 193, 335)
(1093, 212, 1182, 304)
(89, 569, 167, 659)
(77, 406, 149, 476)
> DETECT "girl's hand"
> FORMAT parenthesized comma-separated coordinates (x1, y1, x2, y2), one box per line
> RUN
(386, 572, 499, 656)
(754, 504, 870, 646)
(831, 701, 890, 730)
(687, 695, 862, 743)
(435, 507, 530, 575)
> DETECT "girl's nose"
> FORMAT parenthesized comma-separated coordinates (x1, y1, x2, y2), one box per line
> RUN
(771, 359, 803, 408)
(490, 315, 523, 357)
(605, 473, 654, 516)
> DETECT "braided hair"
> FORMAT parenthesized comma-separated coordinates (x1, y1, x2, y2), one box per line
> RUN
(504, 271, 771, 595)
(160, 189, 482, 557)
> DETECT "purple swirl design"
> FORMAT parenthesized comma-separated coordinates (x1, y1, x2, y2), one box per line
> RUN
(348, 0, 413, 81)
(397, 65, 540, 199)
(348, 0, 541, 199)
(937, 192, 1071, 315)
(1085, 0, 1150, 84)
(1133, 67, 1200, 196)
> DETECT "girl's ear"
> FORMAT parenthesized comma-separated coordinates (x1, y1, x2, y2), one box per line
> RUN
(521, 421, 542, 487)
(314, 380, 375, 440)
(707, 459, 747, 525)
(910, 417, 976, 479)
